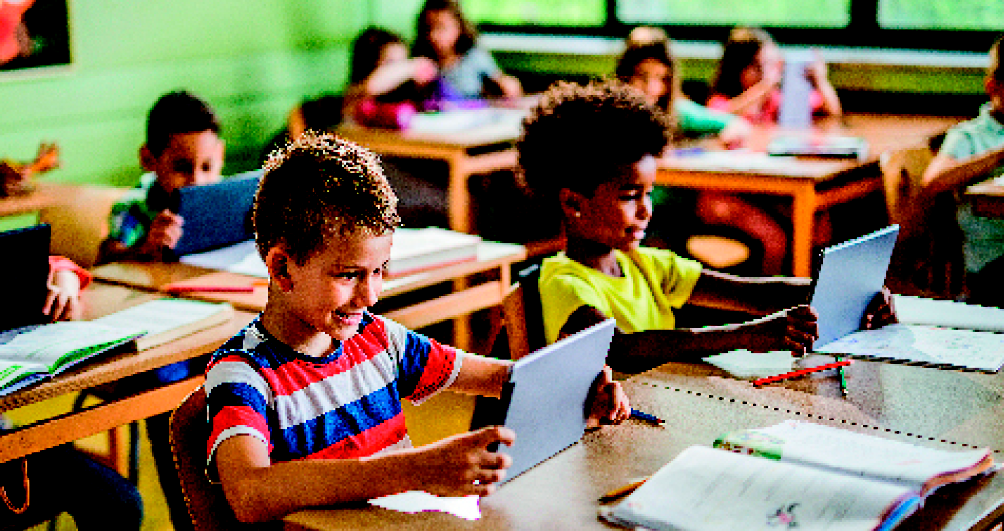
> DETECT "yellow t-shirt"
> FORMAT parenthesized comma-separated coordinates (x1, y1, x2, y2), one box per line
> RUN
(539, 248, 704, 344)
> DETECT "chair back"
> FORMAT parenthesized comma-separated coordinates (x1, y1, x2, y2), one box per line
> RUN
(169, 386, 242, 531)
(879, 146, 934, 225)
(39, 185, 127, 268)
(508, 263, 545, 358)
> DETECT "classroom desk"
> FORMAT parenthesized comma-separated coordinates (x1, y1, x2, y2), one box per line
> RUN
(0, 182, 75, 218)
(283, 359, 1004, 531)
(0, 281, 256, 463)
(968, 178, 1004, 219)
(337, 115, 522, 234)
(658, 113, 963, 277)
(89, 241, 528, 350)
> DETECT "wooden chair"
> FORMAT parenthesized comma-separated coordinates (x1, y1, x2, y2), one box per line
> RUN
(879, 146, 967, 299)
(168, 385, 242, 531)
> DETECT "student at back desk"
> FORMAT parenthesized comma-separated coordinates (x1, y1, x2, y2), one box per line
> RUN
(920, 35, 1004, 308)
(94, 89, 225, 531)
(518, 80, 895, 374)
(1, 250, 142, 530)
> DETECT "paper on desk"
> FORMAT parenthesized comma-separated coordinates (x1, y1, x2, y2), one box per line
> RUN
(368, 491, 480, 520)
(703, 349, 797, 380)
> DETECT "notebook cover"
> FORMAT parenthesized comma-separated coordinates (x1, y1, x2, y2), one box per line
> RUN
(0, 224, 50, 332)
(173, 170, 262, 257)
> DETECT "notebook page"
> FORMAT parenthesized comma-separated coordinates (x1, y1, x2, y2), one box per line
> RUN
(893, 295, 1004, 333)
(716, 421, 990, 491)
(604, 445, 916, 531)
(815, 324, 1004, 372)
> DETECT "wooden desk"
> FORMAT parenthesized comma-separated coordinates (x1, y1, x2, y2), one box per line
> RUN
(90, 242, 528, 350)
(968, 178, 1004, 219)
(658, 113, 962, 277)
(283, 359, 1004, 531)
(337, 116, 522, 234)
(0, 282, 256, 463)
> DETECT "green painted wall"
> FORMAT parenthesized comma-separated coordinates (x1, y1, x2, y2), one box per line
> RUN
(0, 0, 429, 189)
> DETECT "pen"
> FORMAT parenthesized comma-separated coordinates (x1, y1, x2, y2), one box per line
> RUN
(752, 360, 852, 387)
(163, 284, 256, 293)
(598, 477, 649, 502)
(630, 408, 665, 426)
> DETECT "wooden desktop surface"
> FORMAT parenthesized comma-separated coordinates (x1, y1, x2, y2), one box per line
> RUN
(658, 113, 964, 277)
(284, 358, 1004, 531)
(0, 281, 256, 463)
(337, 118, 522, 234)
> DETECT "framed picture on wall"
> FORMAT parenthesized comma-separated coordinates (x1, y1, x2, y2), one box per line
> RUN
(1, 0, 72, 77)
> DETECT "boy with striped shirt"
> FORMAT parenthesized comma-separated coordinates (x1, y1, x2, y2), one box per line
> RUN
(204, 132, 628, 523)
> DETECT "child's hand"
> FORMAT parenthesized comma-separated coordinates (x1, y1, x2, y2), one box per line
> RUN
(31, 142, 60, 175)
(136, 209, 184, 256)
(862, 287, 898, 330)
(410, 57, 438, 85)
(805, 53, 829, 87)
(741, 304, 819, 356)
(406, 426, 515, 497)
(44, 268, 83, 322)
(586, 366, 631, 428)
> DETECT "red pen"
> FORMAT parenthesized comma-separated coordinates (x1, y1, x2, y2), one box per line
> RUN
(752, 360, 852, 387)
(163, 284, 255, 294)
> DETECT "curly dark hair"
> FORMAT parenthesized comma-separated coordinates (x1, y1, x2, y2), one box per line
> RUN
(517, 80, 673, 214)
(254, 131, 400, 264)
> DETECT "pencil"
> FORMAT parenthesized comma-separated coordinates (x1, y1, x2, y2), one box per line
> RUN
(752, 360, 852, 387)
(598, 477, 648, 502)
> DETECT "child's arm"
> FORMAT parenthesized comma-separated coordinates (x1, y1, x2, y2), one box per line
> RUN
(805, 54, 842, 117)
(44, 256, 91, 322)
(688, 269, 812, 315)
(711, 60, 782, 117)
(921, 146, 1004, 197)
(488, 72, 523, 100)
(558, 303, 818, 374)
(364, 57, 438, 96)
(215, 426, 515, 523)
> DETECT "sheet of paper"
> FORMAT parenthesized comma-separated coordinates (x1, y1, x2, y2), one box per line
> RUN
(179, 239, 268, 278)
(92, 298, 229, 337)
(893, 295, 1004, 333)
(604, 445, 917, 531)
(703, 349, 796, 380)
(815, 324, 1004, 372)
(368, 491, 480, 520)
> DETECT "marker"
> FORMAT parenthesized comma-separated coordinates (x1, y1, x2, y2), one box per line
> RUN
(630, 408, 665, 426)
(836, 356, 849, 397)
(752, 360, 852, 387)
(163, 284, 255, 294)
(598, 477, 649, 502)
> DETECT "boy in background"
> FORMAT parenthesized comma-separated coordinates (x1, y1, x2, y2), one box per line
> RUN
(97, 90, 224, 264)
(94, 89, 224, 531)
(920, 35, 1004, 308)
(206, 132, 629, 523)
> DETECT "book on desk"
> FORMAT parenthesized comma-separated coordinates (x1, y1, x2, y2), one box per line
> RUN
(177, 226, 482, 279)
(601, 420, 994, 531)
(0, 298, 232, 396)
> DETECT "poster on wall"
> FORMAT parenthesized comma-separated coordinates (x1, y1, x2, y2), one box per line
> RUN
(1, 0, 72, 77)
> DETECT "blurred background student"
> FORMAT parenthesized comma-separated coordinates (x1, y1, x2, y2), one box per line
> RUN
(412, 0, 521, 108)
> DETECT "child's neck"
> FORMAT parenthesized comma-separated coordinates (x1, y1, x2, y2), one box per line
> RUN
(261, 298, 334, 358)
(565, 237, 622, 277)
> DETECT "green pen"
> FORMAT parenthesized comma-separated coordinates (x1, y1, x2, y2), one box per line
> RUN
(836, 356, 848, 397)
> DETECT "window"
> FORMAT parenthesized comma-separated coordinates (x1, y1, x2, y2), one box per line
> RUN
(467, 0, 1003, 52)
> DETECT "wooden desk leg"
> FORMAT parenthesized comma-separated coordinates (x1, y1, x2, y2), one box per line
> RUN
(448, 155, 472, 234)
(791, 187, 817, 278)
(452, 277, 472, 351)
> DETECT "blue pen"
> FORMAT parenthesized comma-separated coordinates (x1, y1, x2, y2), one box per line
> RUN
(631, 408, 665, 426)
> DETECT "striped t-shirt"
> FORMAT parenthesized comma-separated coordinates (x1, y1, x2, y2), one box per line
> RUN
(205, 313, 463, 470)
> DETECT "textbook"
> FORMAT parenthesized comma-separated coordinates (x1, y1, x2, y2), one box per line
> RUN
(0, 322, 142, 397)
(179, 227, 482, 279)
(0, 298, 233, 396)
(602, 421, 994, 531)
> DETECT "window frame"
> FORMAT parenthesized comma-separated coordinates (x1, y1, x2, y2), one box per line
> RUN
(473, 0, 1001, 53)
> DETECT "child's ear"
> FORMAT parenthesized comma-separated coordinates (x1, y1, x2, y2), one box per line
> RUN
(265, 245, 294, 292)
(139, 145, 158, 172)
(558, 188, 585, 220)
